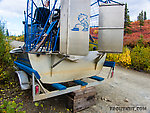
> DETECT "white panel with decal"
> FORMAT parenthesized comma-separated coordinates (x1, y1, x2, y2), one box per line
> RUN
(60, 0, 90, 56)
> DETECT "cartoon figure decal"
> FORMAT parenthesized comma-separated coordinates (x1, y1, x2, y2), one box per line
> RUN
(71, 13, 89, 32)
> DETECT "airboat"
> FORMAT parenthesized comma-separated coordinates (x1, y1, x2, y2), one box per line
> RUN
(10, 0, 125, 101)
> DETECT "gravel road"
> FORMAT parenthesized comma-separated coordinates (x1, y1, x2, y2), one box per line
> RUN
(9, 41, 150, 113)
(10, 40, 24, 48)
(81, 66, 150, 113)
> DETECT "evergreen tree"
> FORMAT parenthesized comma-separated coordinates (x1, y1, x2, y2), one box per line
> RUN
(144, 11, 147, 20)
(137, 10, 144, 29)
(6, 29, 9, 36)
(124, 3, 131, 35)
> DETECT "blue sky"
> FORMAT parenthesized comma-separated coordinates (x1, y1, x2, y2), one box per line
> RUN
(0, 0, 150, 36)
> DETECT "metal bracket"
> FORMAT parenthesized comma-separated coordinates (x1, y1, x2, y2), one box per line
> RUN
(51, 55, 69, 68)
(94, 53, 105, 70)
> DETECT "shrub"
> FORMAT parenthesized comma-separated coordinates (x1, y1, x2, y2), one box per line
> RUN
(124, 20, 150, 47)
(16, 35, 24, 42)
(0, 24, 13, 81)
(106, 47, 131, 68)
(7, 35, 24, 42)
(0, 100, 25, 113)
(131, 45, 150, 72)
(106, 45, 150, 72)
(89, 40, 98, 51)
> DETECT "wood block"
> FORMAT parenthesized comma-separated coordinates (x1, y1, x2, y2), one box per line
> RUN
(66, 87, 96, 113)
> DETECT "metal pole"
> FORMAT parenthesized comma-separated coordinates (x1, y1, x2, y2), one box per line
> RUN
(49, 0, 50, 10)
(41, 0, 44, 7)
(26, 0, 29, 51)
(32, 73, 35, 100)
(30, 0, 34, 50)
(24, 11, 27, 44)
(53, 28, 60, 51)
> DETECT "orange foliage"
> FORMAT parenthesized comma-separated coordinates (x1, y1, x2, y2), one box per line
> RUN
(90, 27, 98, 38)
(124, 20, 150, 47)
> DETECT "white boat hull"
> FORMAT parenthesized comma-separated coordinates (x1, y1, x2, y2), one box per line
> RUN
(28, 51, 106, 84)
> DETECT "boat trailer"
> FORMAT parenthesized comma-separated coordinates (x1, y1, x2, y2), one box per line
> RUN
(10, 0, 125, 102)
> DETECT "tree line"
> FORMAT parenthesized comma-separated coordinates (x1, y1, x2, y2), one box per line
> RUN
(124, 3, 147, 35)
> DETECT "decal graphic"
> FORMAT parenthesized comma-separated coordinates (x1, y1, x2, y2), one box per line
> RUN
(71, 13, 89, 32)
